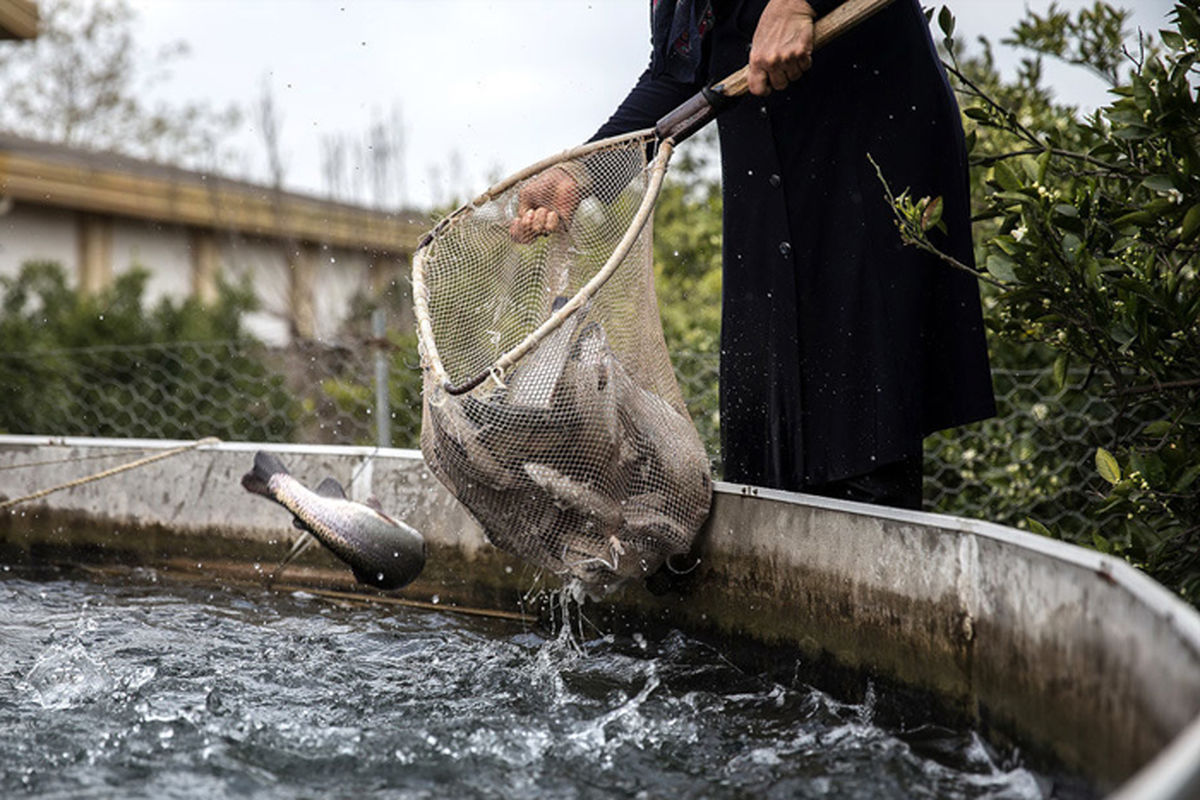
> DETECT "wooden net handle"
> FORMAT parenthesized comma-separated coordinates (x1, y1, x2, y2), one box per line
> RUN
(713, 0, 895, 97)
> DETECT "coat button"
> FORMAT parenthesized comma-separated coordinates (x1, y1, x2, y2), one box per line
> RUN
(759, 105, 768, 118)
(779, 241, 792, 257)
(768, 174, 781, 187)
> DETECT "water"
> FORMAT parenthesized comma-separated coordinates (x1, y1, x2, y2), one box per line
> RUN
(0, 567, 1077, 799)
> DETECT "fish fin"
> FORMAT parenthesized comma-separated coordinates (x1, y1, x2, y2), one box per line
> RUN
(266, 531, 316, 587)
(350, 565, 383, 589)
(364, 497, 401, 526)
(314, 477, 347, 499)
(241, 451, 289, 496)
(291, 515, 313, 533)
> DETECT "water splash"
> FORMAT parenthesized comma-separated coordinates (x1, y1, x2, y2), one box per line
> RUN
(0, 569, 1073, 799)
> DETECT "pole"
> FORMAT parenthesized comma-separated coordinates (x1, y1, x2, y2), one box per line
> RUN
(372, 308, 390, 448)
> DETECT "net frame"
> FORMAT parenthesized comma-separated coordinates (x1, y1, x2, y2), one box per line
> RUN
(413, 128, 705, 595)
(413, 130, 674, 396)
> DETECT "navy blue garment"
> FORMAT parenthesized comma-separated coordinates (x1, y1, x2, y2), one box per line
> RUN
(651, 0, 715, 82)
(595, 0, 995, 494)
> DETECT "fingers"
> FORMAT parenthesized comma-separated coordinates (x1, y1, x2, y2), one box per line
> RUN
(748, 55, 812, 96)
(508, 207, 561, 244)
(509, 166, 581, 243)
(747, 0, 815, 96)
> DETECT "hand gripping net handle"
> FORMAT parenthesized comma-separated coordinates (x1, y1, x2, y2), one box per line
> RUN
(656, 0, 895, 142)
(412, 0, 893, 394)
(413, 131, 673, 394)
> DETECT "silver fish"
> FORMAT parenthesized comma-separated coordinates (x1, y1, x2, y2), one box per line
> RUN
(241, 451, 426, 590)
(424, 312, 711, 592)
(504, 295, 584, 408)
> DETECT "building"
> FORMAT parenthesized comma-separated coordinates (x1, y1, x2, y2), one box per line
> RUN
(0, 132, 427, 344)
(0, 2, 429, 345)
(0, 1, 427, 345)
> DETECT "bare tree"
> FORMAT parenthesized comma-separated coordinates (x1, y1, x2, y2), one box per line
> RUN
(365, 104, 406, 209)
(254, 74, 288, 191)
(319, 133, 348, 202)
(318, 103, 408, 210)
(0, 0, 239, 168)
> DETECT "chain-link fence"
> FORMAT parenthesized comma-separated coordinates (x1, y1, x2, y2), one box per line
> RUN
(0, 338, 1118, 534)
(0, 338, 425, 449)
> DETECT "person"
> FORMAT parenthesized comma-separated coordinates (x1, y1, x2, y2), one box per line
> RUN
(511, 0, 996, 511)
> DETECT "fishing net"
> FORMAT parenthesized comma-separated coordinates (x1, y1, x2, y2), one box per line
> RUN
(413, 131, 712, 595)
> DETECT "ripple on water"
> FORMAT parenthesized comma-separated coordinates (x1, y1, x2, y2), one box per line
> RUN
(0, 570, 1083, 799)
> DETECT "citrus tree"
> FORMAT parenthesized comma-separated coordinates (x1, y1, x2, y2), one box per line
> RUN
(888, 2, 1200, 598)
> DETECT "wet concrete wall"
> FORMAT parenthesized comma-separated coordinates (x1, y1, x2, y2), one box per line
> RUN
(2, 436, 1199, 798)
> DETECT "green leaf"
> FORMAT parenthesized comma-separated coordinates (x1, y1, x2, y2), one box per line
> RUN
(985, 253, 1017, 282)
(1036, 148, 1052, 183)
(1096, 448, 1122, 485)
(1181, 203, 1200, 242)
(938, 5, 956, 38)
(991, 161, 1023, 192)
(1142, 175, 1177, 193)
(1061, 232, 1083, 262)
(1175, 5, 1200, 40)
(1052, 353, 1069, 390)
(1173, 465, 1200, 494)
(1111, 210, 1155, 228)
(1026, 517, 1055, 539)
(1091, 531, 1112, 553)
(1113, 125, 1152, 140)
(1161, 29, 1185, 49)
(1142, 419, 1172, 438)
(921, 196, 944, 231)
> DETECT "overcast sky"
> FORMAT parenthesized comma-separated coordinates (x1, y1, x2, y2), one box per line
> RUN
(128, 0, 1177, 209)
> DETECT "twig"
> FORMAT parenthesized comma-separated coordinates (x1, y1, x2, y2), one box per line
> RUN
(1111, 378, 1200, 397)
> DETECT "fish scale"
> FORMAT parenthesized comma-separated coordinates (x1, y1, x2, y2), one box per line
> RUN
(242, 451, 426, 591)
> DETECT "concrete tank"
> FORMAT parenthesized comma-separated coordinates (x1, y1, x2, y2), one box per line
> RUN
(1, 435, 1198, 798)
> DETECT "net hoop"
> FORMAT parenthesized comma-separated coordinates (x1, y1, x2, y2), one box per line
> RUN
(413, 130, 673, 394)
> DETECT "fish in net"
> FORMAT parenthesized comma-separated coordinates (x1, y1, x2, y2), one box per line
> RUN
(415, 133, 712, 595)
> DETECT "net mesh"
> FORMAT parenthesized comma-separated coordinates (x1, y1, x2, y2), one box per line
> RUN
(416, 134, 712, 594)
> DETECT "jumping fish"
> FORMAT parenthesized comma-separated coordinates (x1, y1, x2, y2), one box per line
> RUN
(241, 451, 426, 590)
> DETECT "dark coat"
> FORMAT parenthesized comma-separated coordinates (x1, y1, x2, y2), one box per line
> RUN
(595, 0, 995, 490)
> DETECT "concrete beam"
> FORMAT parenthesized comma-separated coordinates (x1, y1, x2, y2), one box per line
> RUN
(0, 147, 425, 255)
(188, 228, 220, 305)
(76, 212, 112, 294)
(287, 242, 317, 339)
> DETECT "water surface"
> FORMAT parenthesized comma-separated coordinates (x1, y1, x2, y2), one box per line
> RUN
(0, 567, 1078, 798)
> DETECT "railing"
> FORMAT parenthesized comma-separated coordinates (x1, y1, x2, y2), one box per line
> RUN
(0, 339, 1120, 535)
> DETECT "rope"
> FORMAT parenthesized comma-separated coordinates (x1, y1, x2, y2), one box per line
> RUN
(0, 448, 160, 472)
(0, 437, 220, 511)
(273, 584, 532, 623)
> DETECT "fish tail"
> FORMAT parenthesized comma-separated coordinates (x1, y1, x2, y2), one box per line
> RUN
(241, 450, 290, 496)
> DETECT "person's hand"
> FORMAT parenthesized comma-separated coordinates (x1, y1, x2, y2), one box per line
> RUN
(509, 167, 582, 243)
(747, 0, 816, 96)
